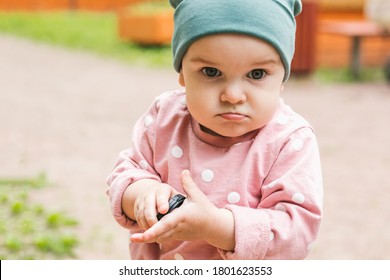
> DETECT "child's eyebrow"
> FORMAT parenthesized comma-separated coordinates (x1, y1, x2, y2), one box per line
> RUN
(189, 56, 280, 67)
(189, 56, 217, 65)
(251, 58, 280, 66)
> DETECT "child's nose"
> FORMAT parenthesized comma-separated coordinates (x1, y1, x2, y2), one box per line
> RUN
(220, 81, 247, 104)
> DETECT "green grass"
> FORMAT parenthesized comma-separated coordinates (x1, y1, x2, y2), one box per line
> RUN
(0, 173, 79, 259)
(314, 67, 386, 83)
(0, 11, 172, 67)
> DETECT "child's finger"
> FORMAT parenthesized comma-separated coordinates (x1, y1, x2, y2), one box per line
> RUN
(130, 233, 148, 243)
(156, 184, 176, 216)
(144, 194, 158, 227)
(181, 170, 207, 202)
(134, 212, 178, 243)
(131, 225, 177, 244)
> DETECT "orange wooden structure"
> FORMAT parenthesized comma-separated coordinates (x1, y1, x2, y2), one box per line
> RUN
(292, 0, 318, 75)
(316, 1, 390, 69)
(118, 8, 173, 45)
(319, 20, 389, 78)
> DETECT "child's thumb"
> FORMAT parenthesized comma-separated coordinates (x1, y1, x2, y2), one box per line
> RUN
(181, 170, 204, 201)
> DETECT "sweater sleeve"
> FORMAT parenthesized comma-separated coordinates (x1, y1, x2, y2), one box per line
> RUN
(106, 99, 162, 229)
(218, 127, 323, 259)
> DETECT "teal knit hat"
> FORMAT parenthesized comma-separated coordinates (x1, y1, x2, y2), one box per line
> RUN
(169, 0, 302, 81)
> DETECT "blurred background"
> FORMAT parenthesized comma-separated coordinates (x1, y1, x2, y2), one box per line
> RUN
(0, 0, 389, 259)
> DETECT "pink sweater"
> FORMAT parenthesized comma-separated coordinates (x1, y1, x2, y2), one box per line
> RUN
(106, 89, 323, 260)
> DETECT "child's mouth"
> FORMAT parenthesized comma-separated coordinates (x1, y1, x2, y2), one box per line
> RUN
(218, 113, 247, 121)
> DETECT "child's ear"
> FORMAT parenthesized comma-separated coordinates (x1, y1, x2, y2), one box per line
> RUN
(179, 70, 185, 87)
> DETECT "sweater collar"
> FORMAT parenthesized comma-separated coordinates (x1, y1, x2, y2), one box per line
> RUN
(190, 117, 260, 148)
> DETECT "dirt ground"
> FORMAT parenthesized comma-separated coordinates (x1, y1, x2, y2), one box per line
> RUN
(1, 35, 389, 260)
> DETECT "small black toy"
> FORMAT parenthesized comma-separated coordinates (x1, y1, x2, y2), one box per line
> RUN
(156, 194, 186, 221)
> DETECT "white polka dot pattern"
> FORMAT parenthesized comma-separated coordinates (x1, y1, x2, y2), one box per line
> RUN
(144, 115, 154, 127)
(269, 231, 275, 241)
(292, 192, 305, 204)
(292, 138, 304, 151)
(227, 192, 241, 204)
(275, 204, 287, 212)
(201, 169, 214, 183)
(180, 96, 187, 106)
(277, 113, 289, 125)
(171, 145, 183, 158)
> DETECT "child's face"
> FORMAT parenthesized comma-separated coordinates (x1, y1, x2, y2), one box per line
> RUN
(179, 34, 285, 138)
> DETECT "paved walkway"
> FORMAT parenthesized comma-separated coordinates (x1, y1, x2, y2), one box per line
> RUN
(1, 35, 390, 259)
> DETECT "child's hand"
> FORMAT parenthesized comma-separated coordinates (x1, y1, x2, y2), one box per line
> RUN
(133, 182, 178, 231)
(130, 170, 221, 244)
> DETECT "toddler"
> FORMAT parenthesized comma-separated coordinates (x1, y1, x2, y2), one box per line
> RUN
(106, 0, 323, 260)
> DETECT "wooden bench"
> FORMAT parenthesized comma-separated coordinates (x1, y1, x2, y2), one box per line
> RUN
(320, 20, 390, 79)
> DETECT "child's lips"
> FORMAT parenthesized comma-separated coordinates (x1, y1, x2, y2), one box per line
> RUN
(218, 112, 247, 121)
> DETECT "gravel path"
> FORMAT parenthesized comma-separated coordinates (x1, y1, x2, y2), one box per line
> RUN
(1, 35, 389, 259)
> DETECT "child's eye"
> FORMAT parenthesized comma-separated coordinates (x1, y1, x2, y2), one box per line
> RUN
(202, 67, 221, 77)
(248, 69, 266, 80)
